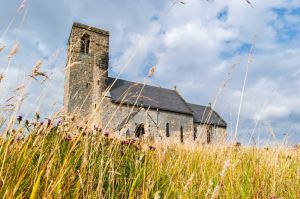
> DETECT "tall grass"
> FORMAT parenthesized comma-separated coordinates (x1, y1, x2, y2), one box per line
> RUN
(0, 119, 298, 198)
(0, 1, 299, 198)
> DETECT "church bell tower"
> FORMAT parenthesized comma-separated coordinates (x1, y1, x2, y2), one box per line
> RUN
(64, 22, 109, 117)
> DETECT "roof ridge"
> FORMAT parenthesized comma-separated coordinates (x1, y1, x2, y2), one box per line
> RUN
(108, 76, 179, 93)
(173, 89, 194, 114)
(187, 102, 208, 108)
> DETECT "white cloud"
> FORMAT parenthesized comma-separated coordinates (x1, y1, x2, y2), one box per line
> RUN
(0, 0, 299, 145)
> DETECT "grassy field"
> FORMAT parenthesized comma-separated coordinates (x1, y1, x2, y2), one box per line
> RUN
(0, 119, 298, 199)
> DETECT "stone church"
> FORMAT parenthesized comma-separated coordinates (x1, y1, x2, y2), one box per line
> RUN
(64, 22, 227, 145)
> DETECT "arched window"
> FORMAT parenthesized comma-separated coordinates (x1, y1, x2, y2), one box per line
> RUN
(135, 124, 145, 138)
(166, 123, 170, 137)
(80, 34, 90, 54)
(180, 126, 184, 143)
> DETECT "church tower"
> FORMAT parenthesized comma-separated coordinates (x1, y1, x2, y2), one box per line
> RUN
(64, 22, 109, 118)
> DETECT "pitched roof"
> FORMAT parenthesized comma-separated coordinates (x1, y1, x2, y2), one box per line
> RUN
(187, 103, 227, 127)
(106, 77, 193, 115)
(106, 77, 227, 127)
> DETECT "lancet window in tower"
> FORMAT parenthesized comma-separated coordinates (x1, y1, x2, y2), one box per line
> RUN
(80, 34, 90, 54)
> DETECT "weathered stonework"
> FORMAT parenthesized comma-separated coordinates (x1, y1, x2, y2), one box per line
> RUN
(64, 22, 109, 119)
(64, 22, 227, 146)
(99, 97, 194, 144)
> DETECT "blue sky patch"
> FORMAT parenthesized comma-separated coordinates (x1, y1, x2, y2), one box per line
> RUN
(217, 7, 228, 21)
(220, 41, 251, 59)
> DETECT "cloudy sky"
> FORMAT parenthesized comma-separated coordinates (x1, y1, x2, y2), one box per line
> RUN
(0, 0, 299, 145)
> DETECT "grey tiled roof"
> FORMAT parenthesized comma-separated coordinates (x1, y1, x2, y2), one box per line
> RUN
(107, 77, 193, 115)
(187, 103, 227, 127)
(106, 77, 227, 127)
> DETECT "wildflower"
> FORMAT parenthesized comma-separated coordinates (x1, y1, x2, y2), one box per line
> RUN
(55, 120, 61, 127)
(94, 125, 99, 131)
(147, 65, 157, 78)
(64, 134, 72, 141)
(121, 140, 130, 145)
(149, 146, 156, 151)
(104, 132, 109, 137)
(130, 138, 137, 144)
(8, 43, 19, 59)
(35, 112, 40, 121)
(234, 142, 241, 147)
(17, 115, 23, 123)
(16, 135, 23, 142)
(25, 120, 29, 126)
(46, 119, 51, 127)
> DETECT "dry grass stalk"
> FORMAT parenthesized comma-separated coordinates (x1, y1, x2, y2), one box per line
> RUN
(147, 65, 157, 78)
(0, 73, 3, 83)
(183, 173, 194, 193)
(154, 191, 161, 199)
(244, 0, 254, 8)
(18, 0, 27, 13)
(65, 61, 81, 70)
(210, 159, 231, 199)
(29, 60, 49, 81)
(0, 44, 5, 52)
(8, 43, 19, 59)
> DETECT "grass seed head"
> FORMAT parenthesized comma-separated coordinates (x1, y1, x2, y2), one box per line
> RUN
(0, 44, 5, 52)
(29, 60, 49, 81)
(8, 43, 19, 59)
(0, 73, 4, 83)
(18, 0, 27, 13)
(147, 65, 157, 78)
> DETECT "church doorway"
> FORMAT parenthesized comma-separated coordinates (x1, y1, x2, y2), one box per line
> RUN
(134, 124, 145, 138)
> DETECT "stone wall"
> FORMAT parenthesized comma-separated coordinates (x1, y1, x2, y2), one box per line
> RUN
(98, 97, 195, 145)
(64, 23, 109, 118)
(194, 123, 227, 145)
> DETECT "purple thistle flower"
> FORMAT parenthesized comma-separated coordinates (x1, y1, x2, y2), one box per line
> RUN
(64, 134, 72, 141)
(121, 140, 130, 145)
(47, 119, 51, 127)
(35, 112, 40, 120)
(94, 125, 99, 131)
(149, 146, 156, 151)
(17, 115, 22, 123)
(25, 120, 29, 126)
